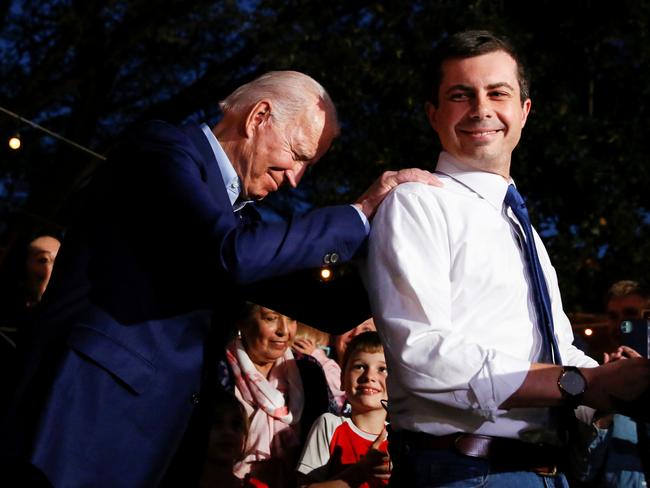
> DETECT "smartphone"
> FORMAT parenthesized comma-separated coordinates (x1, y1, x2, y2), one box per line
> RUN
(620, 319, 650, 358)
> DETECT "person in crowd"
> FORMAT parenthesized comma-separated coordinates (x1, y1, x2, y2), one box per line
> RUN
(362, 30, 650, 487)
(0, 70, 440, 487)
(296, 331, 390, 488)
(0, 230, 62, 330)
(0, 230, 62, 486)
(218, 303, 335, 487)
(604, 280, 650, 355)
(293, 322, 346, 411)
(570, 280, 650, 488)
(23, 235, 62, 307)
(0, 231, 61, 408)
(199, 390, 268, 488)
(293, 322, 333, 365)
(328, 318, 378, 414)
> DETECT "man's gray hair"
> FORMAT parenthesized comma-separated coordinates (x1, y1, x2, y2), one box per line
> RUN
(608, 280, 650, 302)
(219, 70, 339, 133)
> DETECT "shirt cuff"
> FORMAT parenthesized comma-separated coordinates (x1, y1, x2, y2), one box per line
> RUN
(453, 351, 531, 420)
(350, 204, 370, 235)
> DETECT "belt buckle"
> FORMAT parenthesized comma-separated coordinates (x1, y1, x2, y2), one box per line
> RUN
(533, 465, 558, 477)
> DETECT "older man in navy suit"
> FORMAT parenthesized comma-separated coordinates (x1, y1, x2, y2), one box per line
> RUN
(1, 71, 439, 487)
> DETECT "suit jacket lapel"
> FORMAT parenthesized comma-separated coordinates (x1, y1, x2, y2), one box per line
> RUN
(183, 124, 260, 224)
(181, 124, 232, 208)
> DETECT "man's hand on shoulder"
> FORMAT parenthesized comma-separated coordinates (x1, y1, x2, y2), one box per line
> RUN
(354, 169, 442, 219)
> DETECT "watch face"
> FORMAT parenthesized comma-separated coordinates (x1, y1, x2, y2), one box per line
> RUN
(560, 370, 586, 396)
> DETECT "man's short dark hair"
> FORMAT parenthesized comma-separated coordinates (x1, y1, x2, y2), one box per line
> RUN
(427, 30, 530, 106)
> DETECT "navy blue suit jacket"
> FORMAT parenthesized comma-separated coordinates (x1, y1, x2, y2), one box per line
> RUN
(2, 122, 367, 487)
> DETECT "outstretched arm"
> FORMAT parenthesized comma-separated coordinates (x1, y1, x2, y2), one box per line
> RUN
(500, 355, 650, 412)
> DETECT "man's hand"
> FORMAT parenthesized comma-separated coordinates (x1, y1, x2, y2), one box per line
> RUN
(604, 345, 643, 363)
(592, 348, 643, 428)
(582, 357, 650, 412)
(354, 169, 442, 219)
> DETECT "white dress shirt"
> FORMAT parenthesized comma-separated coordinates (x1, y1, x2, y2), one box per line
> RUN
(201, 123, 251, 211)
(362, 152, 597, 444)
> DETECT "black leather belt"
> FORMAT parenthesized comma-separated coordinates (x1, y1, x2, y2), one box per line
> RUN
(395, 431, 559, 476)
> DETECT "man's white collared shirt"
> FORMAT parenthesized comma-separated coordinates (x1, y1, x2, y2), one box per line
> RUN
(362, 152, 597, 443)
(201, 123, 250, 212)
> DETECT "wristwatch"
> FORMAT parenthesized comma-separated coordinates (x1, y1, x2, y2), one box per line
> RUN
(557, 366, 587, 408)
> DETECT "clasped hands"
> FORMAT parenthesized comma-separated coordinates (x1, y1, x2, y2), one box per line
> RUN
(585, 345, 650, 421)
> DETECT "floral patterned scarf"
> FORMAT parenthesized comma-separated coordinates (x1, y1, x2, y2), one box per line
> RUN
(226, 338, 304, 478)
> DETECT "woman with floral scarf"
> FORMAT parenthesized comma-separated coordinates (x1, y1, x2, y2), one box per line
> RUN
(217, 303, 335, 488)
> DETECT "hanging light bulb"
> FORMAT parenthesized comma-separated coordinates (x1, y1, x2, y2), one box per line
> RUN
(8, 133, 21, 150)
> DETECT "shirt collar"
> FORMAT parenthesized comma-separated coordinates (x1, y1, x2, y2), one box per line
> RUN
(200, 123, 252, 211)
(436, 152, 515, 211)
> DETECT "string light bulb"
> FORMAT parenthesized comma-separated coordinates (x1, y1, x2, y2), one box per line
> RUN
(8, 133, 21, 150)
(320, 268, 332, 281)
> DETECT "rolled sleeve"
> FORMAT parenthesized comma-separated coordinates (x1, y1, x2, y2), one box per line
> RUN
(460, 350, 531, 419)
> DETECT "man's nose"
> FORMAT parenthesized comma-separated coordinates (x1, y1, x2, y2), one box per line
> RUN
(470, 94, 492, 119)
(284, 161, 308, 188)
(284, 169, 298, 188)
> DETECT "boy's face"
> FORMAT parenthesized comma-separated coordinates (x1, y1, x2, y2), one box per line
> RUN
(342, 350, 388, 413)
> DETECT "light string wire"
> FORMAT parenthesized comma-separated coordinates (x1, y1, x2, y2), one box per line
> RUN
(0, 105, 106, 161)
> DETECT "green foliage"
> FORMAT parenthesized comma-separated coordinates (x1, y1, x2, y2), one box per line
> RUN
(1, 0, 649, 310)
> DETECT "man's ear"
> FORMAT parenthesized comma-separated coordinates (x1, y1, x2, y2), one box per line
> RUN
(244, 100, 272, 137)
(425, 101, 438, 132)
(520, 98, 532, 128)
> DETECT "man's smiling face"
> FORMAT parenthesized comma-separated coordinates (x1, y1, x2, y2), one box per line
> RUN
(426, 50, 531, 178)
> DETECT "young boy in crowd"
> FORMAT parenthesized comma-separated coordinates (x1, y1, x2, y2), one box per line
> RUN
(296, 331, 390, 487)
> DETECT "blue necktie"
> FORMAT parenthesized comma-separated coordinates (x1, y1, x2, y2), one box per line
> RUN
(504, 184, 562, 365)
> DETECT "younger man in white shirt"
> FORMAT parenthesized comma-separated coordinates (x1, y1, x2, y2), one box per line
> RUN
(363, 30, 650, 487)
